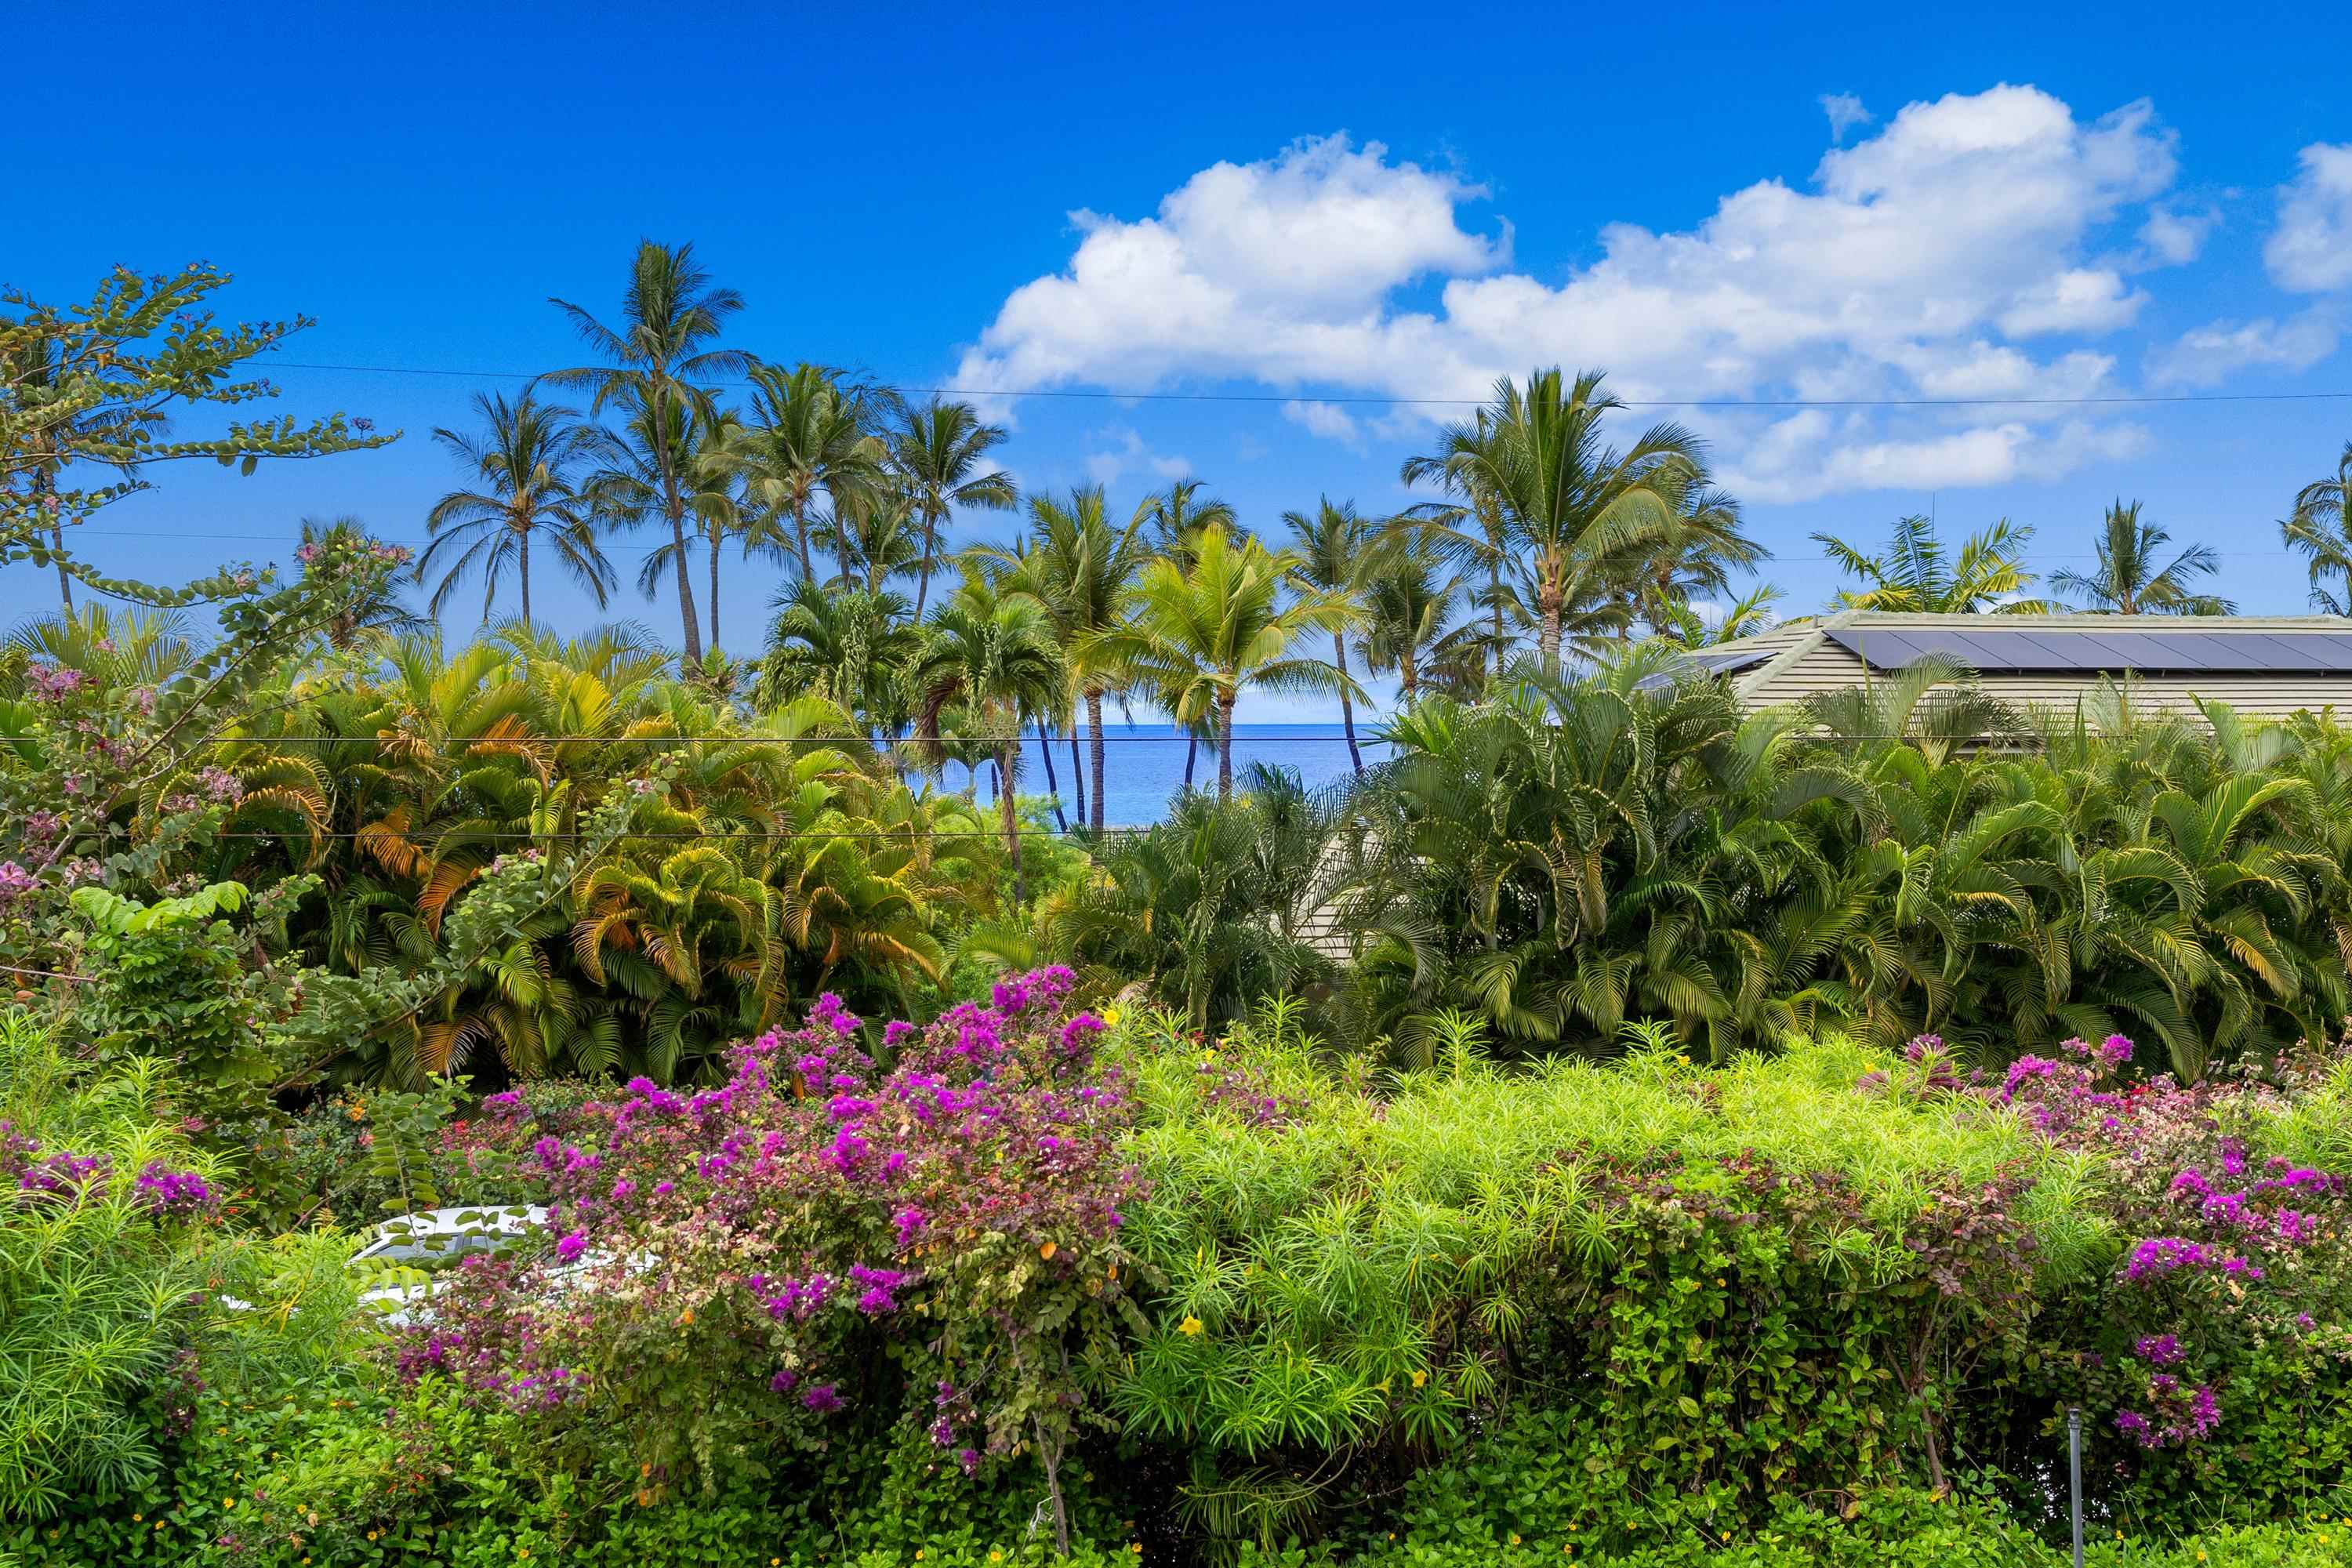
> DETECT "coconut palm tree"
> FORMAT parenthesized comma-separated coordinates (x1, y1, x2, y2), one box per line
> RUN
(909, 583, 1067, 903)
(811, 489, 927, 594)
(728, 362, 887, 586)
(1133, 477, 1240, 565)
(583, 397, 741, 649)
(1403, 368, 1702, 668)
(1655, 583, 1785, 648)
(890, 397, 1016, 619)
(2051, 500, 2232, 615)
(418, 392, 611, 627)
(1280, 496, 1379, 772)
(1079, 524, 1359, 802)
(1628, 474, 1766, 636)
(2281, 441, 2352, 615)
(297, 517, 434, 648)
(980, 485, 1152, 833)
(1813, 513, 2056, 615)
(542, 240, 747, 662)
(1359, 531, 1478, 702)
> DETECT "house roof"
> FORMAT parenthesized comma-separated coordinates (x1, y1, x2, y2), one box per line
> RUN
(1705, 611, 2352, 702)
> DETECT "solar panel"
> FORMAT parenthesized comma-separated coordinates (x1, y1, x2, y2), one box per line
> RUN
(1824, 626, 2352, 674)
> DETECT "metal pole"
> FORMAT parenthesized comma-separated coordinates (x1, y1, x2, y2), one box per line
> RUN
(2067, 1406, 2084, 1568)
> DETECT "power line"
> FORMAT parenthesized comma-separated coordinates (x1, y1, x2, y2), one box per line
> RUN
(49, 525, 2328, 565)
(263, 359, 2352, 411)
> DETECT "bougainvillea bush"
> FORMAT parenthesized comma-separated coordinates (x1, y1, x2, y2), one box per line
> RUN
(387, 967, 1149, 1553)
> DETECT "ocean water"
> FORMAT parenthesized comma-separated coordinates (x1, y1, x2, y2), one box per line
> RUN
(931, 723, 1390, 829)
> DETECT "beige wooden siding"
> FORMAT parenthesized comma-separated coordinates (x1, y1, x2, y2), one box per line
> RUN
(1735, 640, 2352, 722)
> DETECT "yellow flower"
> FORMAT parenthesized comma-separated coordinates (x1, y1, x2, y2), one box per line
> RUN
(1177, 1316, 1204, 1336)
(990, 1552, 1004, 1563)
(132, 1514, 143, 1523)
(1510, 1534, 1523, 1545)
(1410, 1370, 1429, 1388)
(222, 1499, 235, 1510)
(1104, 1007, 1121, 1025)
(1040, 1241, 1058, 1261)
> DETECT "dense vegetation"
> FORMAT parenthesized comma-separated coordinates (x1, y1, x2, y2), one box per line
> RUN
(10, 256, 2352, 1565)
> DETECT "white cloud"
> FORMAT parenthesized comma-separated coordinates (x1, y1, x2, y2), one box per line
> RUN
(1081, 426, 1191, 488)
(956, 87, 2182, 500)
(1281, 398, 1364, 446)
(1820, 93, 1872, 143)
(2266, 143, 2352, 292)
(2146, 306, 2343, 387)
(1722, 412, 2149, 504)
(2136, 202, 2219, 266)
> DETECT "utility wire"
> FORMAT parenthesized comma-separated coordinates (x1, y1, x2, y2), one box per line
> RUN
(263, 360, 2352, 411)
(49, 525, 2332, 564)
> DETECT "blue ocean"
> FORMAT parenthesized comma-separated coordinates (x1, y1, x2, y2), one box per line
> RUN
(931, 723, 1389, 829)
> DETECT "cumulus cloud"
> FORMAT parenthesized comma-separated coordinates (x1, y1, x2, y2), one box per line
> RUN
(1820, 93, 1873, 143)
(2136, 202, 2219, 266)
(956, 87, 2184, 500)
(2146, 307, 2343, 387)
(1081, 426, 1191, 488)
(2266, 143, 2352, 292)
(1281, 398, 1364, 447)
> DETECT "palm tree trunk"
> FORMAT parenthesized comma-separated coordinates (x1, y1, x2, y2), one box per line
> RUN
(708, 522, 723, 651)
(913, 514, 940, 620)
(519, 530, 532, 626)
(793, 499, 814, 583)
(1217, 693, 1237, 802)
(1401, 649, 1417, 701)
(1334, 633, 1363, 773)
(1069, 721, 1087, 831)
(1087, 690, 1108, 833)
(1537, 572, 1564, 670)
(53, 522, 73, 613)
(1184, 731, 1199, 791)
(999, 737, 1025, 906)
(1036, 718, 1068, 833)
(654, 390, 702, 662)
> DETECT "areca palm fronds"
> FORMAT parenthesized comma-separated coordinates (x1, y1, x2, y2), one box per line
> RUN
(1813, 513, 2056, 615)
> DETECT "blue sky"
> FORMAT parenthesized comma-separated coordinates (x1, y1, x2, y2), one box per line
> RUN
(11, 0, 2352, 717)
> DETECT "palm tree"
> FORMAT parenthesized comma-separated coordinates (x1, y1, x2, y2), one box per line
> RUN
(811, 489, 927, 594)
(1655, 583, 1785, 648)
(909, 583, 1067, 903)
(1628, 474, 1766, 635)
(752, 577, 922, 735)
(2281, 442, 2352, 614)
(890, 397, 1016, 619)
(1404, 368, 1702, 668)
(542, 240, 747, 661)
(1359, 531, 1477, 702)
(2052, 500, 2232, 615)
(1813, 514, 2056, 615)
(728, 362, 887, 586)
(583, 397, 741, 648)
(298, 517, 433, 647)
(419, 392, 611, 627)
(1280, 496, 1378, 772)
(1080, 524, 1359, 802)
(982, 486, 1152, 833)
(1132, 477, 1239, 565)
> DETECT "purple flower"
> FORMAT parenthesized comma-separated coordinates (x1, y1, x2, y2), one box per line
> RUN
(2134, 1334, 2183, 1366)
(770, 1367, 798, 1393)
(802, 1383, 843, 1414)
(554, 1232, 587, 1263)
(893, 1205, 927, 1247)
